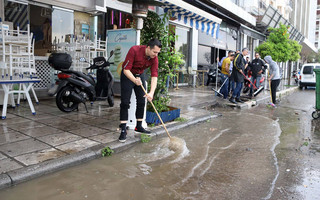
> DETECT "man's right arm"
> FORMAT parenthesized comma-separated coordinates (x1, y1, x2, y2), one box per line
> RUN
(123, 69, 142, 85)
(122, 47, 142, 85)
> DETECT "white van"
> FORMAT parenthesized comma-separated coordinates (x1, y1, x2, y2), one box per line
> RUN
(298, 63, 320, 89)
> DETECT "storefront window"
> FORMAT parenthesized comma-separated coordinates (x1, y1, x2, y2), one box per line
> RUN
(169, 24, 190, 84)
(4, 0, 28, 30)
(107, 8, 133, 30)
(30, 5, 52, 56)
(52, 7, 74, 44)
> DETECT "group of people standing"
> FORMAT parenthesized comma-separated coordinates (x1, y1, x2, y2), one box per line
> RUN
(217, 48, 281, 105)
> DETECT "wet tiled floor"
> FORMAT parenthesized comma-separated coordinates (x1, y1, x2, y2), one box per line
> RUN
(0, 83, 296, 175)
(0, 87, 217, 175)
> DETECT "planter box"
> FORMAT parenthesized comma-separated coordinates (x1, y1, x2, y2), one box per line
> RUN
(146, 106, 180, 125)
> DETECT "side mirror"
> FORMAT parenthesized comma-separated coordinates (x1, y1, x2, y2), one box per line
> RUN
(79, 57, 86, 62)
(109, 50, 114, 57)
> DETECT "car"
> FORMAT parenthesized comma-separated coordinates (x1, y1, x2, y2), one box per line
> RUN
(298, 63, 320, 89)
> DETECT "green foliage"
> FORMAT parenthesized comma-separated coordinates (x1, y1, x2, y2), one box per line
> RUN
(141, 133, 152, 143)
(174, 117, 187, 122)
(255, 23, 302, 62)
(141, 11, 184, 113)
(307, 51, 320, 63)
(101, 146, 114, 157)
(288, 40, 302, 61)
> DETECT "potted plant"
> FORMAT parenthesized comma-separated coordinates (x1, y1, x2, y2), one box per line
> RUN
(141, 11, 184, 125)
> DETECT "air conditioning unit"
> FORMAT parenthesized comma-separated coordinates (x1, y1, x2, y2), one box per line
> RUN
(94, 0, 106, 12)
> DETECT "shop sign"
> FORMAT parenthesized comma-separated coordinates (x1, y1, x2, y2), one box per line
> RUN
(107, 29, 137, 81)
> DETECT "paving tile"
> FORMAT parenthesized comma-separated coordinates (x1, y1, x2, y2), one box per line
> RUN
(55, 139, 99, 154)
(60, 113, 94, 122)
(0, 139, 51, 157)
(0, 158, 23, 174)
(0, 152, 7, 160)
(7, 121, 45, 131)
(49, 121, 89, 131)
(37, 132, 82, 146)
(0, 131, 30, 145)
(23, 113, 57, 121)
(0, 117, 32, 126)
(95, 121, 120, 131)
(23, 125, 64, 137)
(88, 132, 118, 144)
(37, 117, 73, 125)
(69, 126, 107, 137)
(80, 117, 111, 125)
(0, 126, 14, 134)
(14, 148, 67, 166)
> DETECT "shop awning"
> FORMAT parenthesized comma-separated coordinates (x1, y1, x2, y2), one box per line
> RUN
(156, 0, 222, 38)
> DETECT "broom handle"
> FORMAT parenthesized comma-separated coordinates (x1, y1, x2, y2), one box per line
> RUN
(268, 69, 273, 103)
(240, 70, 258, 90)
(140, 85, 172, 138)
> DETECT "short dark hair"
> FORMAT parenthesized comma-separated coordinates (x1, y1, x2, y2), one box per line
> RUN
(242, 47, 248, 52)
(147, 39, 162, 49)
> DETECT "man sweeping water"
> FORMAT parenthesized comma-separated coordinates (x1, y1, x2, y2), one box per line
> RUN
(119, 39, 161, 143)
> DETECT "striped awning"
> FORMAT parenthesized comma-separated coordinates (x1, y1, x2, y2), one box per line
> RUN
(157, 0, 222, 38)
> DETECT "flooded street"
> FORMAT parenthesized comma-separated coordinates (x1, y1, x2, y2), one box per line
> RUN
(1, 89, 319, 200)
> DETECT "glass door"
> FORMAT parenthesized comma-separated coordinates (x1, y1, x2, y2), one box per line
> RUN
(51, 7, 74, 44)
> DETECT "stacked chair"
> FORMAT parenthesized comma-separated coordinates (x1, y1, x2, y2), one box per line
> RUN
(0, 18, 40, 119)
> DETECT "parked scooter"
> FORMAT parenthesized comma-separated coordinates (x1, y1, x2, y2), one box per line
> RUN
(292, 70, 299, 83)
(48, 51, 114, 112)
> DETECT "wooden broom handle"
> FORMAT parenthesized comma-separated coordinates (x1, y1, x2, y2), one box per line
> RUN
(140, 85, 172, 138)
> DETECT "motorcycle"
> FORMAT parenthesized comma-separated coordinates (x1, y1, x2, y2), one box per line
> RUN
(48, 51, 114, 112)
(292, 70, 299, 83)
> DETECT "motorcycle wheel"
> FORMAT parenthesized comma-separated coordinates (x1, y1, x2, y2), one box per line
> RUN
(56, 85, 79, 112)
(312, 111, 319, 119)
(108, 95, 114, 107)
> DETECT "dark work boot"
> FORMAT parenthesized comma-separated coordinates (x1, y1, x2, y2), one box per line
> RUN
(236, 97, 244, 103)
(229, 97, 237, 104)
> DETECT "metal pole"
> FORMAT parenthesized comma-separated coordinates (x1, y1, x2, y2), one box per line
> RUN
(136, 17, 143, 45)
(216, 48, 219, 91)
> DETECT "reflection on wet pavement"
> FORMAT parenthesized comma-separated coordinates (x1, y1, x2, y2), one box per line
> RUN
(0, 89, 319, 199)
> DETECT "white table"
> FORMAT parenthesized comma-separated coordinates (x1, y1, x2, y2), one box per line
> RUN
(0, 78, 40, 119)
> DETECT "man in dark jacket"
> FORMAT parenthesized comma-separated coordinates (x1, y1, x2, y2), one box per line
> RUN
(248, 52, 267, 97)
(229, 48, 248, 104)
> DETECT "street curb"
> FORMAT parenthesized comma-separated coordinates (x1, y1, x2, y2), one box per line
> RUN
(0, 113, 220, 190)
(238, 86, 299, 109)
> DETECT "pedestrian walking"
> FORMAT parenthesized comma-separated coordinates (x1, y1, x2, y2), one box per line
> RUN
(119, 39, 161, 142)
(264, 55, 281, 104)
(229, 48, 249, 104)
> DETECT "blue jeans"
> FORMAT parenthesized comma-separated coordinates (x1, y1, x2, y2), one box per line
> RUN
(228, 80, 234, 94)
(249, 76, 261, 95)
(232, 82, 243, 99)
(220, 74, 229, 99)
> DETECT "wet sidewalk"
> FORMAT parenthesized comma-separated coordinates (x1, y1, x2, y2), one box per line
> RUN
(0, 82, 298, 189)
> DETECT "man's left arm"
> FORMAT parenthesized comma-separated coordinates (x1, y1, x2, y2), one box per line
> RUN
(145, 58, 159, 101)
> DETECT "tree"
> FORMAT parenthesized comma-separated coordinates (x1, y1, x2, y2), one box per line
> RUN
(141, 11, 184, 112)
(255, 23, 302, 62)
